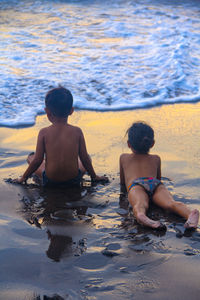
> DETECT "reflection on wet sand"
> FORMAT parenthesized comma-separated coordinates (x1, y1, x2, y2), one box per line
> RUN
(18, 184, 94, 262)
(1, 171, 200, 299)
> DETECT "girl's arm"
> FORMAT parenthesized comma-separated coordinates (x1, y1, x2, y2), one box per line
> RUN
(156, 155, 161, 180)
(17, 129, 45, 183)
(119, 155, 125, 185)
(119, 155, 126, 192)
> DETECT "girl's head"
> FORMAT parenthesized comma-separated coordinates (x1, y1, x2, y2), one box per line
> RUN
(127, 121, 154, 154)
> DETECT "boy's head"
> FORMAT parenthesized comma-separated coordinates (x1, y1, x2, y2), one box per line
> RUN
(45, 86, 73, 118)
(127, 121, 154, 154)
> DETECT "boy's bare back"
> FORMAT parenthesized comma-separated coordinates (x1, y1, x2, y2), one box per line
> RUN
(39, 123, 83, 182)
(120, 152, 161, 189)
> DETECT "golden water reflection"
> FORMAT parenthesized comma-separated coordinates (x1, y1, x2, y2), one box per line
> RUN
(1, 102, 200, 180)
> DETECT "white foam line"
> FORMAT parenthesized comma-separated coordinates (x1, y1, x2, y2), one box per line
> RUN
(1, 93, 200, 128)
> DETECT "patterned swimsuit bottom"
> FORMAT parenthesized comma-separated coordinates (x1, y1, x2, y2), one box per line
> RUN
(128, 177, 162, 197)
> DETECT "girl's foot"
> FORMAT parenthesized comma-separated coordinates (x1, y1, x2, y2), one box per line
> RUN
(184, 209, 199, 229)
(137, 213, 166, 230)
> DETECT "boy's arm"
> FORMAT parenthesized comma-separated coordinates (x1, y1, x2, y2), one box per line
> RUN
(17, 129, 45, 183)
(78, 130, 108, 182)
(156, 155, 161, 180)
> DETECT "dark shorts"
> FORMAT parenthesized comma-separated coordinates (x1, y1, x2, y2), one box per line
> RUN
(42, 170, 83, 187)
(128, 177, 162, 197)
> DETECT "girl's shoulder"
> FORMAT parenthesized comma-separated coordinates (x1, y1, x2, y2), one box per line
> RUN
(120, 152, 132, 158)
(149, 154, 161, 163)
(120, 153, 133, 163)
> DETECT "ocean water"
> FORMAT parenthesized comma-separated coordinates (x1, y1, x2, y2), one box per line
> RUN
(0, 0, 200, 127)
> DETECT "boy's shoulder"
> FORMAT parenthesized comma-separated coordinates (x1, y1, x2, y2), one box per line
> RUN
(40, 124, 82, 134)
(38, 126, 50, 135)
(67, 124, 83, 136)
(68, 124, 82, 131)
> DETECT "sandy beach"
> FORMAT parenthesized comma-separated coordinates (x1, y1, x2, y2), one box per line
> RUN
(0, 103, 200, 300)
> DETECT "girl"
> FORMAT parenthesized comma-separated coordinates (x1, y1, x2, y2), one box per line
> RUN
(120, 121, 199, 230)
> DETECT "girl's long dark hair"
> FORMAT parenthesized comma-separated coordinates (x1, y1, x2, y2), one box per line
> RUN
(127, 121, 154, 154)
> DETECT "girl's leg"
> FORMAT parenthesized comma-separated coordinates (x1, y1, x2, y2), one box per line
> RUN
(153, 184, 199, 228)
(128, 185, 163, 229)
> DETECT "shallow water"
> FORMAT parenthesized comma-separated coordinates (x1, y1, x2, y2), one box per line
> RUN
(1, 0, 200, 126)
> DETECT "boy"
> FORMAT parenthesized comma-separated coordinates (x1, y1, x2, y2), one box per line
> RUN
(120, 121, 199, 230)
(16, 87, 107, 186)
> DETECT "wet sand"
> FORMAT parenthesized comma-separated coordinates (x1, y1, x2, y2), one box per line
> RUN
(0, 103, 200, 300)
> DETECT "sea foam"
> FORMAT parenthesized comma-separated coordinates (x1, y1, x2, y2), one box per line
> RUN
(0, 0, 200, 127)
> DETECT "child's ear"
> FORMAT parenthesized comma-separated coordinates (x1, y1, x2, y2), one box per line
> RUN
(151, 140, 155, 148)
(45, 107, 54, 122)
(69, 107, 74, 115)
(127, 141, 131, 148)
(45, 107, 51, 116)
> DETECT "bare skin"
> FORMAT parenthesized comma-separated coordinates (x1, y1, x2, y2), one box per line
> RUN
(25, 153, 88, 189)
(26, 153, 86, 180)
(184, 209, 199, 229)
(120, 141, 199, 229)
(16, 107, 107, 184)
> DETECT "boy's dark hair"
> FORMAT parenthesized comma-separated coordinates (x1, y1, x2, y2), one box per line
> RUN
(45, 86, 73, 118)
(127, 121, 154, 154)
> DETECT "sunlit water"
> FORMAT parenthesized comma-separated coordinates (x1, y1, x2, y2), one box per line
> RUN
(0, 0, 200, 126)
